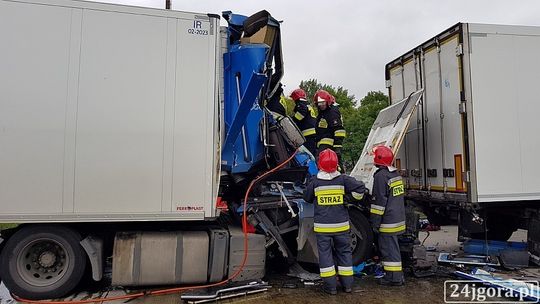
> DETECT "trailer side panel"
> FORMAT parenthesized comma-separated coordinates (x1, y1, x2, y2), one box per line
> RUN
(0, 0, 220, 222)
(468, 24, 540, 202)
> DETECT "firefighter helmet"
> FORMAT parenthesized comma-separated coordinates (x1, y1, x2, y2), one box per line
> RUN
(373, 145, 394, 167)
(290, 88, 307, 102)
(318, 149, 339, 173)
(313, 90, 335, 105)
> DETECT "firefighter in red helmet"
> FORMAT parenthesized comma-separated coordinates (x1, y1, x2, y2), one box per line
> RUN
(314, 90, 346, 171)
(290, 88, 317, 156)
(371, 145, 406, 286)
(304, 149, 367, 294)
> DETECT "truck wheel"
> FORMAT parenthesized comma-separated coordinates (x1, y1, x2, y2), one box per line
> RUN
(349, 209, 373, 265)
(0, 225, 86, 300)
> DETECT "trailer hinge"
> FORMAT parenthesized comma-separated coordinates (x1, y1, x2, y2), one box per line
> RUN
(443, 168, 455, 178)
(459, 102, 467, 114)
(385, 79, 391, 88)
(456, 43, 464, 56)
(410, 169, 422, 177)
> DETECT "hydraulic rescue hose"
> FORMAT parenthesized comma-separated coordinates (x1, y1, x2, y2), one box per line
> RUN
(13, 150, 299, 304)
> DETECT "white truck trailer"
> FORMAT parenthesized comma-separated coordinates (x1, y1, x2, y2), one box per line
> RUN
(0, 0, 373, 300)
(0, 0, 222, 298)
(383, 23, 540, 249)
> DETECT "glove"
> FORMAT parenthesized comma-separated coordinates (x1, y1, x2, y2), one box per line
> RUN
(372, 226, 380, 235)
(361, 190, 372, 206)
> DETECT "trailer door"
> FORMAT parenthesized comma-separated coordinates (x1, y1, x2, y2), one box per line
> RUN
(390, 56, 425, 190)
(396, 32, 465, 194)
(351, 90, 423, 191)
(433, 34, 466, 193)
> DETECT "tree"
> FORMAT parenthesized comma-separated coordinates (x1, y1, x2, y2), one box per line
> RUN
(299, 79, 357, 110)
(342, 91, 388, 169)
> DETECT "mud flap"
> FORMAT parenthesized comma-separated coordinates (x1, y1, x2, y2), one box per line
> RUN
(296, 201, 319, 264)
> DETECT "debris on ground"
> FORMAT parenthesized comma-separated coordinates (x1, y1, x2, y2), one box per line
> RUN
(353, 262, 366, 275)
(281, 282, 298, 289)
(530, 253, 540, 266)
(286, 263, 320, 281)
(438, 252, 501, 267)
(455, 268, 540, 302)
(0, 283, 13, 304)
(180, 281, 270, 304)
(419, 218, 440, 231)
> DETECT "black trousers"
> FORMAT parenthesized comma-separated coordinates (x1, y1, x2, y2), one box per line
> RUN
(316, 232, 353, 290)
(378, 233, 404, 283)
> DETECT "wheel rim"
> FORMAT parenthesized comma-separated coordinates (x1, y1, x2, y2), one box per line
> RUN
(16, 238, 70, 287)
(350, 223, 364, 252)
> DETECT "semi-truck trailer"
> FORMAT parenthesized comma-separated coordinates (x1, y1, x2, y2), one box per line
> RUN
(0, 0, 374, 299)
(381, 23, 540, 250)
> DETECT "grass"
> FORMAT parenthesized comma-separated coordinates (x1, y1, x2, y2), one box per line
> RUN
(0, 223, 18, 231)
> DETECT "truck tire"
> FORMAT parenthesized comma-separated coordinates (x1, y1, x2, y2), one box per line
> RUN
(349, 209, 373, 265)
(0, 225, 86, 300)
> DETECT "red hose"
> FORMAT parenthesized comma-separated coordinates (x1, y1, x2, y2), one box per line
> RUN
(13, 150, 299, 304)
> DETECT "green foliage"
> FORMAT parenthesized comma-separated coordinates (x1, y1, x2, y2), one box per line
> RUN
(298, 79, 389, 171)
(299, 79, 357, 111)
(0, 223, 18, 230)
(342, 91, 388, 169)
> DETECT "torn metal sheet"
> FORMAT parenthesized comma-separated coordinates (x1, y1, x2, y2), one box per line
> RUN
(0, 283, 13, 304)
(530, 253, 540, 266)
(287, 263, 320, 281)
(455, 270, 540, 302)
(181, 281, 269, 303)
(350, 89, 423, 190)
(438, 252, 501, 267)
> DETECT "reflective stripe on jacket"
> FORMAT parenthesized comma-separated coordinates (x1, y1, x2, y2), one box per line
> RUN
(371, 167, 406, 235)
(316, 105, 345, 149)
(292, 100, 317, 138)
(304, 172, 366, 234)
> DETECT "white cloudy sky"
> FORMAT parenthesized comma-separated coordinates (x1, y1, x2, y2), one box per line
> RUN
(93, 0, 539, 101)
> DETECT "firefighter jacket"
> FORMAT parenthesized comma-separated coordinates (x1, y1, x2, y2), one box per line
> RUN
(292, 100, 317, 138)
(371, 166, 406, 235)
(304, 171, 367, 234)
(316, 105, 346, 150)
(265, 85, 287, 120)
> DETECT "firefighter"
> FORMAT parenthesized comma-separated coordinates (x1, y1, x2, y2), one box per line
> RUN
(370, 145, 406, 286)
(290, 88, 317, 156)
(314, 90, 346, 170)
(304, 149, 367, 295)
